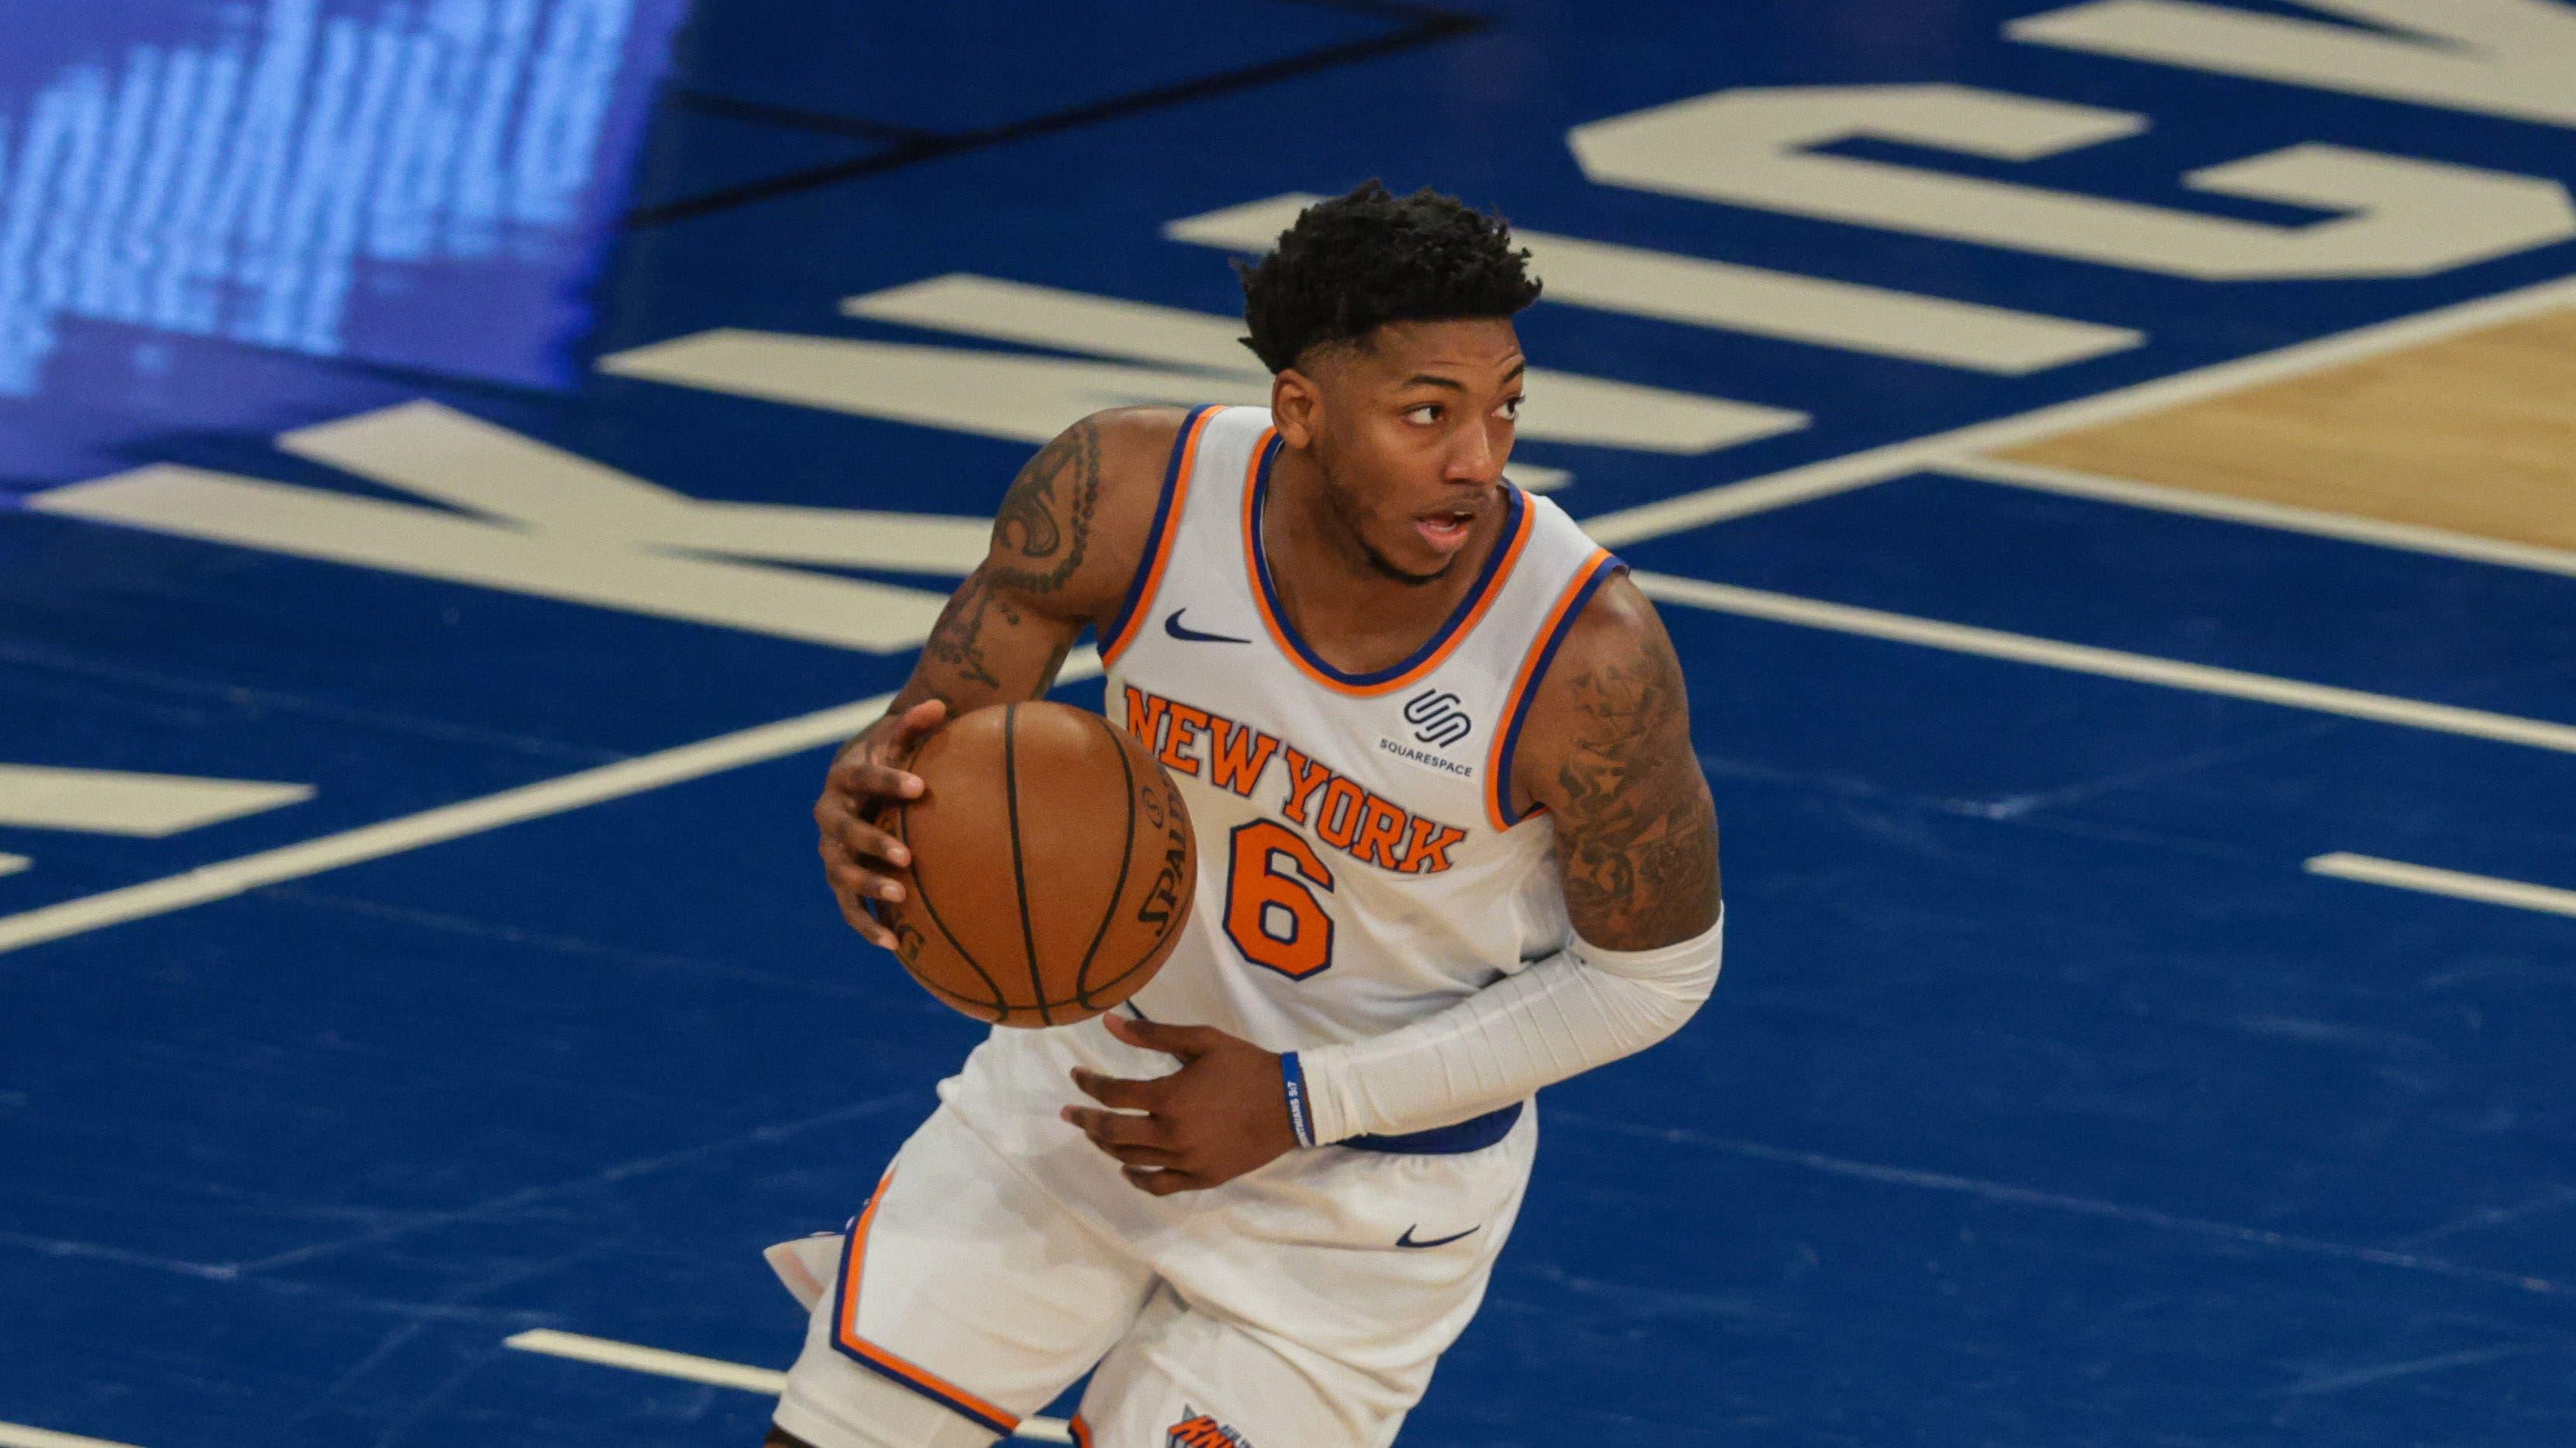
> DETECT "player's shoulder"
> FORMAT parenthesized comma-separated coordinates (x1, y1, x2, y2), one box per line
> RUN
(1083, 404, 1195, 476)
(1555, 567, 1667, 675)
(987, 406, 1197, 624)
(1039, 405, 1201, 508)
(1069, 404, 1197, 577)
(1516, 566, 1693, 764)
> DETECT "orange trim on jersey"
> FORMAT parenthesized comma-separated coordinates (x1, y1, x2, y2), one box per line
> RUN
(1069, 1415, 1095, 1447)
(1485, 547, 1617, 832)
(1098, 407, 1217, 668)
(1242, 436, 1539, 697)
(832, 1171, 1023, 1436)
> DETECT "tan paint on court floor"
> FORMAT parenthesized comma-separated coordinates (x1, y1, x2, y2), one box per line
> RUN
(1999, 308, 2576, 552)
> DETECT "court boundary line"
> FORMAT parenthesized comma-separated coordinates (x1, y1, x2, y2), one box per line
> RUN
(503, 1330, 1077, 1443)
(1632, 573, 2576, 756)
(0, 650, 1089, 957)
(0, 690, 866, 955)
(1582, 273, 2576, 548)
(1936, 456, 2576, 580)
(625, 2, 1490, 227)
(662, 90, 935, 146)
(0, 688, 871, 958)
(2307, 853, 2576, 920)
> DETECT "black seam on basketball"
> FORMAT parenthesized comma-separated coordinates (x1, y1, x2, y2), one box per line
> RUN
(1001, 705, 1052, 1026)
(1079, 780, 1189, 999)
(1081, 920, 1176, 999)
(1071, 712, 1138, 1009)
(899, 804, 1009, 1012)
(910, 968, 1007, 1023)
(895, 801, 1009, 1014)
(923, 979, 1029, 1026)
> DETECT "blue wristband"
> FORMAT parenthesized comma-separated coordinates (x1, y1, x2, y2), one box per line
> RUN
(1279, 1051, 1317, 1148)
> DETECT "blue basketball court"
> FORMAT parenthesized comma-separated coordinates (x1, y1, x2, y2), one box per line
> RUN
(5, 2, 2575, 1444)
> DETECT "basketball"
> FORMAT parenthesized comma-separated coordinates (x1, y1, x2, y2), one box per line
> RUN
(873, 701, 1197, 1027)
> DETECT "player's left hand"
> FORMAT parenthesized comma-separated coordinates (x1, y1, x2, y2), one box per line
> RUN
(1062, 1014, 1301, 1195)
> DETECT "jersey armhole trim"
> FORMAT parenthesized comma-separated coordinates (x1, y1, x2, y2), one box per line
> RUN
(1098, 404, 1217, 668)
(830, 1170, 1024, 1436)
(1485, 549, 1625, 832)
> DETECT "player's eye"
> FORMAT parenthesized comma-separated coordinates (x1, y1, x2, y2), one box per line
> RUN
(1403, 404, 1442, 425)
(1496, 396, 1522, 421)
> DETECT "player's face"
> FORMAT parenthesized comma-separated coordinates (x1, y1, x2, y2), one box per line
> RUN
(1302, 318, 1525, 585)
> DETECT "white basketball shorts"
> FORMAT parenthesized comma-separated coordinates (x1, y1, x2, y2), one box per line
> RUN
(769, 1017, 1537, 1448)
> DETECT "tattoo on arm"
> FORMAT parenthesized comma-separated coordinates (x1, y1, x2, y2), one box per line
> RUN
(989, 420, 1100, 595)
(912, 420, 1104, 697)
(1550, 637, 1721, 950)
(921, 571, 1016, 691)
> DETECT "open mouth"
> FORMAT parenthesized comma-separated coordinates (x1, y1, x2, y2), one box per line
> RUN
(1414, 506, 1478, 552)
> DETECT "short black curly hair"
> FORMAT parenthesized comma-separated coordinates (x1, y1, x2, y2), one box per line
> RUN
(1236, 181, 1541, 374)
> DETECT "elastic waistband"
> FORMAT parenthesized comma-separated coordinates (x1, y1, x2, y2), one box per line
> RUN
(1342, 1101, 1523, 1155)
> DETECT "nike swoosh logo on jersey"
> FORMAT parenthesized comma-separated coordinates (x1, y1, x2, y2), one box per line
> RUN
(1163, 610, 1251, 645)
(1396, 1223, 1480, 1250)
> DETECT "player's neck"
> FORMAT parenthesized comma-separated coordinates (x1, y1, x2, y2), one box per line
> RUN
(1260, 448, 1495, 673)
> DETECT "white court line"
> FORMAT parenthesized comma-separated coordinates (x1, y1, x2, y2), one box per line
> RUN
(0, 854, 26, 878)
(0, 688, 850, 954)
(0, 658, 1086, 958)
(0, 1424, 146, 1448)
(1582, 274, 2576, 548)
(1939, 455, 2576, 581)
(1632, 573, 2576, 756)
(505, 1330, 1076, 1443)
(507, 1329, 788, 1394)
(2307, 853, 2576, 920)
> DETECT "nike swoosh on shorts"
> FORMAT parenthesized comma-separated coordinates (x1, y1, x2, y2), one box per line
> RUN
(1396, 1223, 1480, 1250)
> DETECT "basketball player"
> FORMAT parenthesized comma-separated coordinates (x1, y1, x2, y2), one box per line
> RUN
(787, 182, 1723, 1448)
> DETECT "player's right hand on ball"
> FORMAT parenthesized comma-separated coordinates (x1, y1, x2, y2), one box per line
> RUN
(816, 698, 946, 950)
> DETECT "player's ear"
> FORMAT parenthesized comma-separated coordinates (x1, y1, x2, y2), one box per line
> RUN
(1269, 366, 1322, 448)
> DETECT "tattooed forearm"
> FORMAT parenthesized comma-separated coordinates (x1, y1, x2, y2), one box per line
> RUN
(989, 420, 1100, 596)
(901, 418, 1112, 710)
(920, 570, 1018, 691)
(1551, 637, 1721, 949)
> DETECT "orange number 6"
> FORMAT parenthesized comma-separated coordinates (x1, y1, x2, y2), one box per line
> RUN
(1224, 820, 1335, 980)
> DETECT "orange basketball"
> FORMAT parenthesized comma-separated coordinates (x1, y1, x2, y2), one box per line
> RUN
(873, 701, 1196, 1027)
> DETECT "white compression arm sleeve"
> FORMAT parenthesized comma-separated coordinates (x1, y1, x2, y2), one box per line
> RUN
(1286, 908, 1724, 1147)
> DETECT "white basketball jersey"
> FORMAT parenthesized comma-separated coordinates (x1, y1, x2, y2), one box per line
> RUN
(1094, 404, 1621, 1051)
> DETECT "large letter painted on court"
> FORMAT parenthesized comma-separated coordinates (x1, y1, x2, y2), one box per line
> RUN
(602, 284, 1804, 457)
(29, 403, 976, 652)
(1569, 84, 2576, 279)
(1166, 194, 2144, 374)
(2009, 1, 2576, 129)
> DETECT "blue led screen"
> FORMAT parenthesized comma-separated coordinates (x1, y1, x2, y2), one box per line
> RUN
(0, 0, 687, 479)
